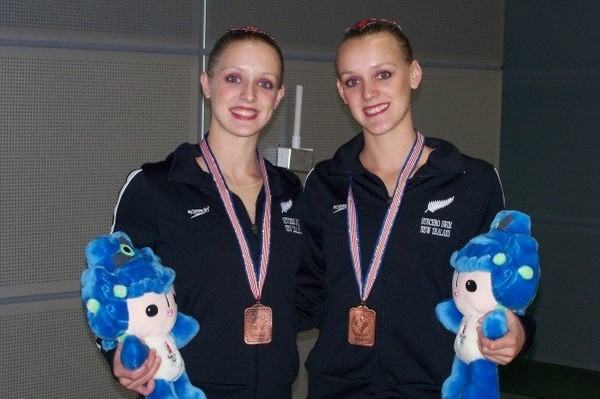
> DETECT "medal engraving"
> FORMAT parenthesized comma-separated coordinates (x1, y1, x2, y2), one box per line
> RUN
(348, 306, 376, 346)
(244, 304, 273, 345)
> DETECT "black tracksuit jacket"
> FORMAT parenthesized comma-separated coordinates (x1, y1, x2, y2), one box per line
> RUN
(110, 142, 304, 398)
(296, 133, 536, 398)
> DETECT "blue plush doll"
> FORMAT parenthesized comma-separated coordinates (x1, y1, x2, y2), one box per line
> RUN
(81, 231, 206, 399)
(435, 210, 540, 399)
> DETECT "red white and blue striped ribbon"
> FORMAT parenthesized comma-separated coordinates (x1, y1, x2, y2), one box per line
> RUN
(199, 139, 271, 301)
(347, 132, 425, 302)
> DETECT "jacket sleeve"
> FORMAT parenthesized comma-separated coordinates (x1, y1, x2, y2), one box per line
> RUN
(110, 169, 159, 248)
(516, 313, 537, 356)
(100, 168, 160, 373)
(295, 171, 328, 332)
(478, 167, 506, 234)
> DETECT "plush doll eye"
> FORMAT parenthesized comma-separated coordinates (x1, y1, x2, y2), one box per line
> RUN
(113, 241, 136, 268)
(465, 280, 477, 292)
(120, 244, 135, 257)
(146, 304, 159, 317)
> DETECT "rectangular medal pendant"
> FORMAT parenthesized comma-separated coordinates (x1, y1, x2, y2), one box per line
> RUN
(244, 304, 273, 345)
(348, 305, 376, 347)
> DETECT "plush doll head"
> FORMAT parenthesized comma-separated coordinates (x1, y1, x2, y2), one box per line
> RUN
(450, 210, 540, 314)
(81, 231, 175, 351)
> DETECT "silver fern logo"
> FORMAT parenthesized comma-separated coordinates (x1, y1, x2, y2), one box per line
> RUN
(280, 199, 293, 214)
(425, 196, 454, 213)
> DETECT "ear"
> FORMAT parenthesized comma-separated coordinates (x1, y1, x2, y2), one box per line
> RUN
(274, 85, 285, 109)
(409, 60, 423, 90)
(200, 73, 211, 99)
(336, 79, 348, 104)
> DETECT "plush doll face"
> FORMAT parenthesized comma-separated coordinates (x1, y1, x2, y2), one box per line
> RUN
(125, 287, 177, 339)
(453, 270, 498, 316)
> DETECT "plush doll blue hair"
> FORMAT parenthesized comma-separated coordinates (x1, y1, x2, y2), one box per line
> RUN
(435, 210, 540, 399)
(81, 231, 206, 399)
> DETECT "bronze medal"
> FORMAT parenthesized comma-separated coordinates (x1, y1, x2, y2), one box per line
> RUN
(244, 303, 273, 345)
(348, 305, 376, 346)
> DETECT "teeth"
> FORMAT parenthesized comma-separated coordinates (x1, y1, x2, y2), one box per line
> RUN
(232, 108, 257, 117)
(365, 103, 388, 115)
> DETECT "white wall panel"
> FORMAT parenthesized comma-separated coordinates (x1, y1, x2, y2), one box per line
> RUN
(0, 0, 200, 49)
(0, 46, 198, 299)
(0, 298, 135, 398)
(412, 67, 503, 167)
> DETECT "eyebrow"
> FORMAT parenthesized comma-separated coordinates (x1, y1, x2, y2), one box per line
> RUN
(338, 62, 397, 77)
(219, 65, 279, 80)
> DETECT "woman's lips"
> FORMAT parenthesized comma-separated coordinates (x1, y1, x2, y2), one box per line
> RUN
(364, 103, 389, 117)
(231, 106, 258, 120)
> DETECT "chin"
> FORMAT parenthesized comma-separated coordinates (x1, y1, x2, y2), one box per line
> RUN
(230, 129, 262, 138)
(364, 126, 394, 136)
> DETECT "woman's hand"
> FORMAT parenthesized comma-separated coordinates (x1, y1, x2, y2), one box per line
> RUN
(477, 310, 525, 365)
(113, 343, 161, 395)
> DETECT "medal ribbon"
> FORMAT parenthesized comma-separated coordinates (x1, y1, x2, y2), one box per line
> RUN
(347, 132, 425, 302)
(199, 139, 271, 301)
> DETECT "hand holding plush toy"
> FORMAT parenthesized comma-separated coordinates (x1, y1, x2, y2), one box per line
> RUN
(81, 231, 206, 399)
(435, 210, 540, 399)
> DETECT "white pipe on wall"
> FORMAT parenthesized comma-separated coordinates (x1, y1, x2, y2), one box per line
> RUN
(292, 85, 303, 149)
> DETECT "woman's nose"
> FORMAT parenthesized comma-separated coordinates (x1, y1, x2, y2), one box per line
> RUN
(241, 83, 256, 101)
(362, 81, 378, 100)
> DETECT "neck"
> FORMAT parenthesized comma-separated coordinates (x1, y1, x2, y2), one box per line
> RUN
(360, 129, 418, 173)
(360, 130, 431, 197)
(202, 132, 261, 185)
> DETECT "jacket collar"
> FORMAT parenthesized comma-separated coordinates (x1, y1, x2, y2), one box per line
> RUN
(323, 133, 467, 179)
(162, 142, 300, 198)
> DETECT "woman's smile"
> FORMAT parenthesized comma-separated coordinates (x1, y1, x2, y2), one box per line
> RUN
(231, 106, 259, 120)
(364, 102, 390, 117)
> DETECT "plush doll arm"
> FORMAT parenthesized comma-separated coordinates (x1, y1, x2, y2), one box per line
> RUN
(120, 335, 150, 370)
(482, 308, 509, 340)
(435, 299, 463, 333)
(171, 312, 200, 348)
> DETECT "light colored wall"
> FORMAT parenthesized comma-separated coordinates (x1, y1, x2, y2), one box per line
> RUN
(0, 1, 506, 397)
